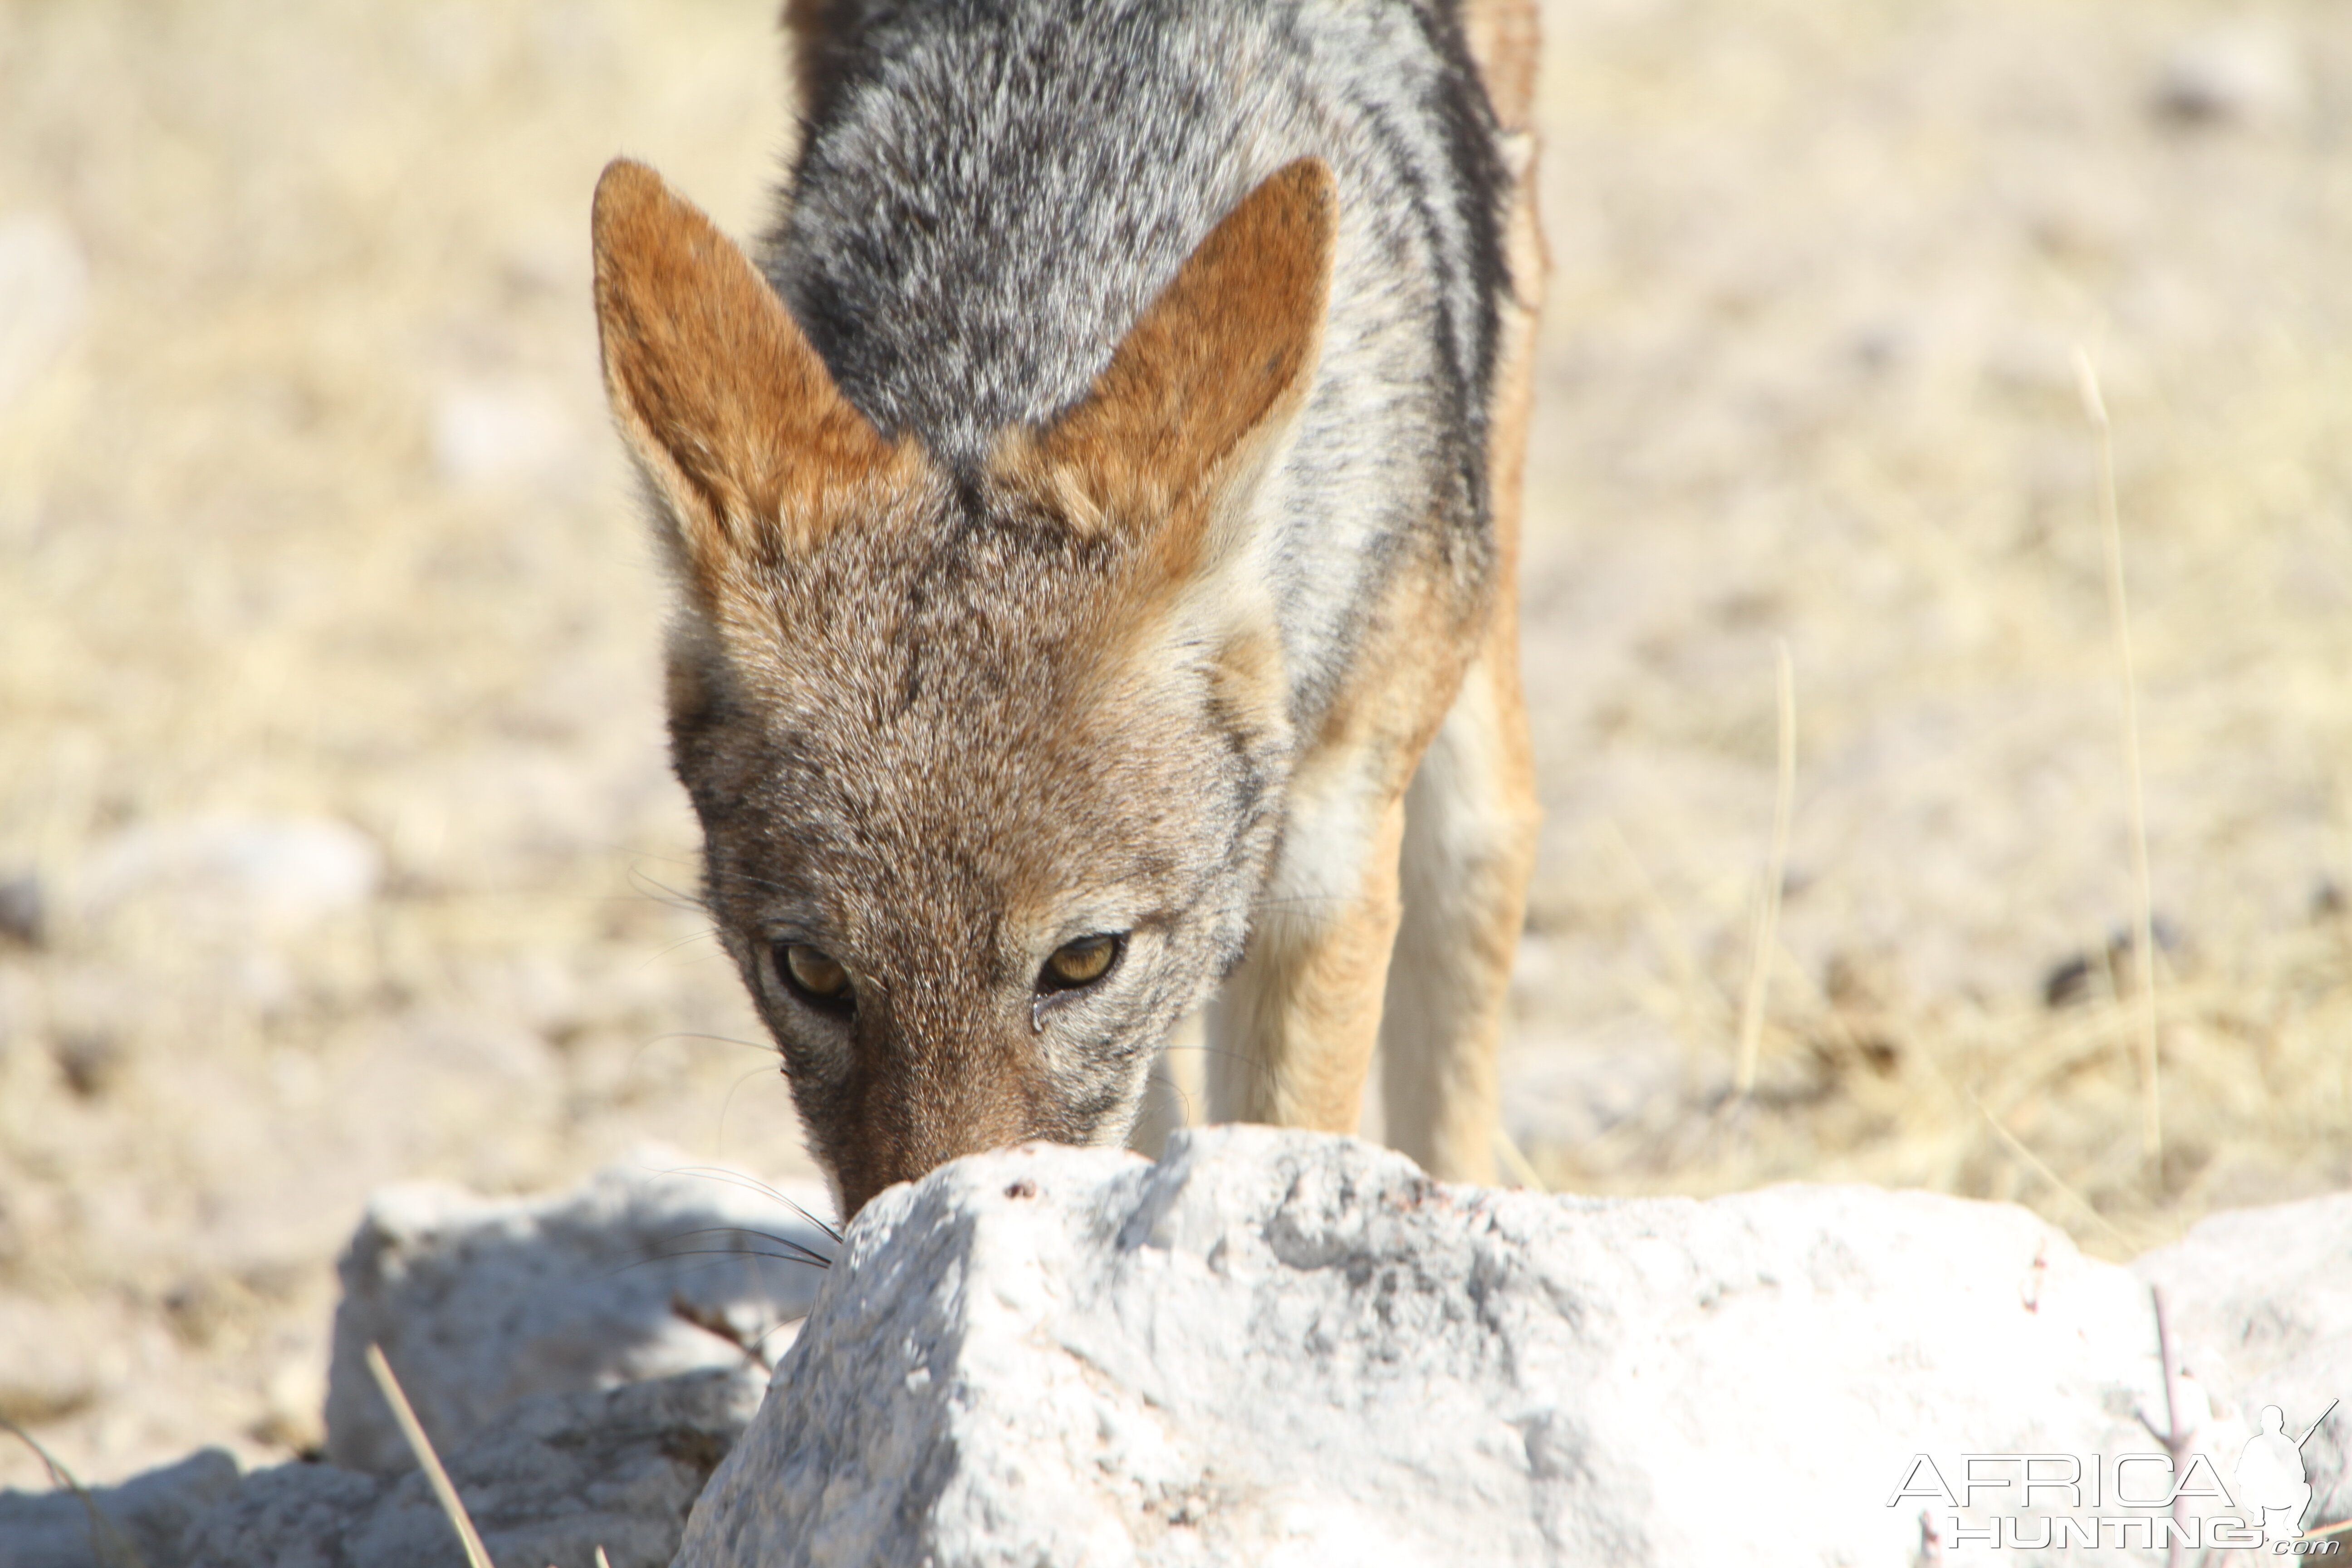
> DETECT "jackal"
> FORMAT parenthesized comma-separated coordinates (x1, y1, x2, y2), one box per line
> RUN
(593, 0, 1543, 1216)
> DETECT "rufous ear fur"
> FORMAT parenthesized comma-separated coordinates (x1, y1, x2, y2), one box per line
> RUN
(1023, 157, 1337, 530)
(591, 157, 892, 584)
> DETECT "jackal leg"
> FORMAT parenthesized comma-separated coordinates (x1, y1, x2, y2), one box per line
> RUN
(1205, 772, 1409, 1138)
(1377, 621, 1540, 1184)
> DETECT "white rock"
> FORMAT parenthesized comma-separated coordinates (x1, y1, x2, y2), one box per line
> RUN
(184, 1367, 763, 1568)
(0, 1447, 241, 1568)
(676, 1127, 2268, 1568)
(430, 377, 578, 488)
(2136, 1191, 2352, 1529)
(2153, 25, 2308, 129)
(75, 813, 382, 936)
(324, 1150, 834, 1475)
(23, 1140, 2343, 1566)
(0, 871, 44, 947)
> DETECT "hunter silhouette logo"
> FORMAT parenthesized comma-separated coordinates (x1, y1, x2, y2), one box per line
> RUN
(2238, 1401, 2339, 1546)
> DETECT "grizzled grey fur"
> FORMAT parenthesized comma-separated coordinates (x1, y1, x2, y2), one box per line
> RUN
(768, 0, 1510, 722)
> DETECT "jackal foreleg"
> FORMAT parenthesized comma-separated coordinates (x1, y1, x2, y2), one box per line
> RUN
(1377, 624, 1540, 1186)
(1205, 779, 1407, 1138)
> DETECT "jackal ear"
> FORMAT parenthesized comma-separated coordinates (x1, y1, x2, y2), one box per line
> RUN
(1031, 158, 1336, 526)
(592, 157, 890, 583)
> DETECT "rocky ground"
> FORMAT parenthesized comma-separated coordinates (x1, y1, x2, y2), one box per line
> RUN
(1, 0, 2347, 1496)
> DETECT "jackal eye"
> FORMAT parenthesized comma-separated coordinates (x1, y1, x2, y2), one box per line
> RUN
(776, 943, 853, 1012)
(1039, 934, 1122, 992)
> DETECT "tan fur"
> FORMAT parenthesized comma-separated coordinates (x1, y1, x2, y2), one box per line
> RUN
(1202, 496, 1496, 1142)
(1460, 0, 1541, 135)
(591, 160, 915, 596)
(1024, 160, 1334, 530)
(1377, 617, 1541, 1180)
(1206, 784, 1408, 1133)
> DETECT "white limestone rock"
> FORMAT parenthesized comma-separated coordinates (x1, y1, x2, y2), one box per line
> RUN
(674, 1126, 2226, 1568)
(17, 1139, 2345, 1566)
(2136, 1191, 2352, 1529)
(325, 1150, 833, 1475)
(0, 1447, 242, 1568)
(183, 1367, 762, 1568)
(75, 814, 382, 936)
(2152, 24, 2308, 129)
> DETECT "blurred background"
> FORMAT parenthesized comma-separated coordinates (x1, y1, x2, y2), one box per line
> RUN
(1, 0, 2347, 1493)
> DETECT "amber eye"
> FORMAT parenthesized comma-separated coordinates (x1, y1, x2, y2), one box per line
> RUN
(1040, 934, 1122, 992)
(777, 943, 852, 1009)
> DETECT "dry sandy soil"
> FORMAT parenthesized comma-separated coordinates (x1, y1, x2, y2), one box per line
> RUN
(2, 0, 2348, 1494)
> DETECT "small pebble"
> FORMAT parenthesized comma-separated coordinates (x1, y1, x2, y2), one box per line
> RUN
(2153, 25, 2306, 129)
(0, 874, 41, 947)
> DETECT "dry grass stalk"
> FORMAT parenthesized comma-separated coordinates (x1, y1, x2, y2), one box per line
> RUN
(1735, 640, 1797, 1097)
(2073, 347, 2162, 1172)
(1493, 1123, 1548, 1192)
(1, 1416, 146, 1568)
(363, 1342, 492, 1568)
(1964, 1088, 2131, 1250)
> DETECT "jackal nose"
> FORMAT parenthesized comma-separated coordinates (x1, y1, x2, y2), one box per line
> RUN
(838, 1138, 1004, 1218)
(834, 1091, 1037, 1216)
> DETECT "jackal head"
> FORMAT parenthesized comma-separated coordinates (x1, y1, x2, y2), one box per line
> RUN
(592, 157, 1334, 1215)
